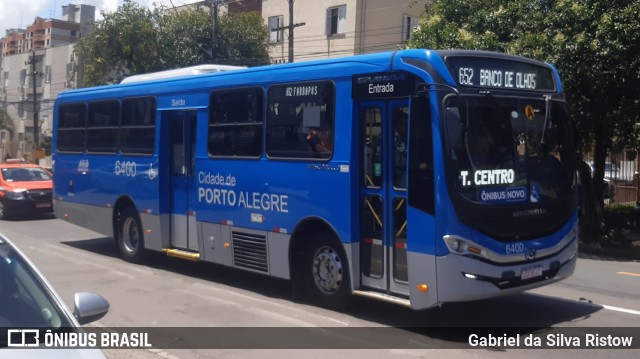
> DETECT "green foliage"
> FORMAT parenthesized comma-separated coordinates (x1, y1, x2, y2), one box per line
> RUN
(156, 9, 214, 68)
(216, 13, 271, 67)
(74, 1, 271, 86)
(0, 108, 14, 135)
(74, 0, 162, 86)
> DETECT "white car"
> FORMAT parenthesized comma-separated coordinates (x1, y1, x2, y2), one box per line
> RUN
(0, 233, 109, 357)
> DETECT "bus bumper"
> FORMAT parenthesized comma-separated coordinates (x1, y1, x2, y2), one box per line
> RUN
(434, 237, 577, 304)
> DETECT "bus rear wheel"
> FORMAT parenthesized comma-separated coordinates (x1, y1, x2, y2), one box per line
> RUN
(116, 206, 146, 263)
(304, 233, 351, 309)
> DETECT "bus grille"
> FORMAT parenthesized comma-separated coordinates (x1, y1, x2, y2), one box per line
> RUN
(232, 231, 268, 273)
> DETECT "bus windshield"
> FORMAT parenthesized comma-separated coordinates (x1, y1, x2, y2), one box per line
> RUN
(445, 95, 575, 205)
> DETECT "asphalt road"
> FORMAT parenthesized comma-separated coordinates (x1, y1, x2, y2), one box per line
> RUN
(0, 214, 638, 358)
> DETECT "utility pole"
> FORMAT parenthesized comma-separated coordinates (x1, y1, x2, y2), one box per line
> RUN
(27, 52, 41, 148)
(272, 0, 305, 63)
(208, 0, 223, 62)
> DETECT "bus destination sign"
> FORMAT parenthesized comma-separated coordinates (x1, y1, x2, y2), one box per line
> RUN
(445, 57, 555, 92)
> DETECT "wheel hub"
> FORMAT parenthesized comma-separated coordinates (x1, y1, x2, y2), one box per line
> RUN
(123, 217, 139, 252)
(312, 247, 343, 294)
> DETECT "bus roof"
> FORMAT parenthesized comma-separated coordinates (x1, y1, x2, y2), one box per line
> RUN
(120, 64, 245, 84)
(56, 49, 559, 101)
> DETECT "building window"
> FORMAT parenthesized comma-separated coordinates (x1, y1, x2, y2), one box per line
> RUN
(402, 15, 419, 42)
(44, 66, 51, 83)
(19, 69, 27, 88)
(71, 31, 77, 37)
(66, 63, 74, 83)
(326, 5, 346, 37)
(268, 15, 284, 43)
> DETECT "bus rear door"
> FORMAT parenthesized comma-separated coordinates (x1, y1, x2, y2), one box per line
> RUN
(166, 110, 199, 252)
(359, 99, 410, 297)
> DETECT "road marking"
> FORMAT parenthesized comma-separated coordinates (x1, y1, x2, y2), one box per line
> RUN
(602, 304, 640, 316)
(617, 271, 640, 278)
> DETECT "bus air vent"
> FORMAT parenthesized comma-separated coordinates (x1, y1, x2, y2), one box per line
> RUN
(232, 231, 268, 273)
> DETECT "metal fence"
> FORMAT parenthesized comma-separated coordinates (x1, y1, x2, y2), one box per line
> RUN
(584, 152, 639, 205)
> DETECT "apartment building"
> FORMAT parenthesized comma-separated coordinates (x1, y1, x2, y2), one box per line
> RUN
(263, 0, 427, 63)
(0, 4, 95, 164)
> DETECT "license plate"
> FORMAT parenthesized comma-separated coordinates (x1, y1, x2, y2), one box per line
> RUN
(35, 202, 52, 208)
(520, 265, 543, 280)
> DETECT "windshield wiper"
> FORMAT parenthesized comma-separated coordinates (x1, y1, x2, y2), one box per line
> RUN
(540, 94, 552, 145)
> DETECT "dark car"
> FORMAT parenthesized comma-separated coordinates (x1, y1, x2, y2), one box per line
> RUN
(0, 160, 53, 219)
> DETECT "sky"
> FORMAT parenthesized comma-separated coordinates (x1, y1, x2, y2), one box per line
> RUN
(0, 0, 199, 38)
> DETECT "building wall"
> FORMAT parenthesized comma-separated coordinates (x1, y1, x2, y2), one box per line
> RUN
(0, 4, 93, 164)
(0, 45, 76, 164)
(62, 4, 96, 37)
(262, 0, 428, 63)
(356, 0, 426, 55)
(1, 51, 31, 161)
(229, 0, 262, 15)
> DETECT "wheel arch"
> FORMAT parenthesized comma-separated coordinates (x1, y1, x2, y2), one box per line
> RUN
(112, 195, 138, 238)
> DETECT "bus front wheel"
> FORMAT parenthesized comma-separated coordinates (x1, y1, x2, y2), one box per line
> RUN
(116, 206, 146, 263)
(304, 233, 351, 309)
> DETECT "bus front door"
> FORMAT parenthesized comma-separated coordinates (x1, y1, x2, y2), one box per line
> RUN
(167, 110, 198, 251)
(359, 99, 410, 296)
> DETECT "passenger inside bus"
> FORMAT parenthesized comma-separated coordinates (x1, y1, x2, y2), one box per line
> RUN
(307, 129, 329, 157)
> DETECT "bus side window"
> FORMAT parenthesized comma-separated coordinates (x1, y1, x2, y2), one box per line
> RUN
(121, 97, 156, 155)
(209, 88, 263, 158)
(57, 103, 87, 153)
(266, 81, 334, 160)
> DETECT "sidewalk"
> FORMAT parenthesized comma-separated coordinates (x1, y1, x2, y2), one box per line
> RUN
(579, 236, 640, 261)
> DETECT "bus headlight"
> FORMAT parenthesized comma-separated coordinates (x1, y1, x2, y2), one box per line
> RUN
(443, 235, 489, 259)
(444, 235, 465, 253)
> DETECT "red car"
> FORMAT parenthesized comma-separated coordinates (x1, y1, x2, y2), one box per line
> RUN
(0, 159, 53, 219)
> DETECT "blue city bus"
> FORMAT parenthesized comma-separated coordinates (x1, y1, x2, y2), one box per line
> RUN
(52, 49, 578, 310)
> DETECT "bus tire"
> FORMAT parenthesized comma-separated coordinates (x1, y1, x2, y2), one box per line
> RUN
(116, 206, 146, 263)
(303, 232, 351, 310)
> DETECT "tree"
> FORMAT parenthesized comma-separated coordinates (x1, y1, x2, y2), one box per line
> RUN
(215, 13, 271, 67)
(74, 1, 271, 86)
(0, 109, 13, 135)
(157, 10, 271, 68)
(74, 0, 162, 86)
(156, 8, 215, 68)
(0, 108, 13, 160)
(409, 0, 640, 239)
